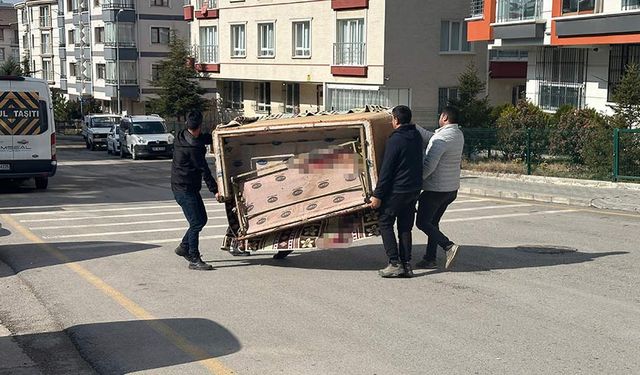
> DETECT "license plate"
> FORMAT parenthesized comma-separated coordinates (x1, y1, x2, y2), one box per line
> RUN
(0, 164, 10, 171)
(152, 147, 165, 152)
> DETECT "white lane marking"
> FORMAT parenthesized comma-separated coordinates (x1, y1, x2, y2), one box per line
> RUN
(0, 199, 197, 211)
(31, 218, 193, 230)
(447, 204, 531, 213)
(59, 159, 172, 166)
(451, 199, 488, 204)
(442, 209, 579, 223)
(21, 212, 226, 223)
(42, 225, 229, 239)
(55, 235, 226, 250)
(10, 204, 224, 216)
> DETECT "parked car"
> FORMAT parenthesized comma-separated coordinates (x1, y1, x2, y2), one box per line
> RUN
(106, 123, 120, 155)
(0, 76, 56, 190)
(83, 114, 121, 151)
(118, 115, 174, 160)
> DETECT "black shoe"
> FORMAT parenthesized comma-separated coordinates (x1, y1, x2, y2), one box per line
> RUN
(401, 263, 414, 278)
(415, 258, 437, 269)
(175, 244, 190, 261)
(188, 256, 214, 271)
(229, 246, 251, 257)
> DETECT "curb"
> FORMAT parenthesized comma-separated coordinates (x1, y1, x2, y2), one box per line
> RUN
(461, 170, 640, 191)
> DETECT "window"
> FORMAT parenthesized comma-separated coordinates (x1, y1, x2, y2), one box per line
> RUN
(440, 21, 471, 52)
(327, 87, 410, 112)
(623, 0, 640, 10)
(438, 87, 459, 115)
(68, 30, 75, 45)
(151, 0, 169, 6)
(151, 27, 171, 44)
(608, 44, 640, 101)
(496, 0, 542, 22)
(105, 23, 136, 46)
(95, 27, 104, 43)
(69, 62, 77, 78)
(151, 64, 161, 81)
(231, 24, 246, 57)
(489, 49, 528, 61)
(94, 0, 100, 6)
(292, 21, 311, 58)
(258, 22, 275, 57)
(536, 47, 588, 111)
(42, 60, 53, 81)
(199, 26, 218, 63)
(562, 0, 595, 14)
(470, 0, 484, 17)
(257, 82, 271, 113)
(41, 33, 51, 54)
(335, 19, 365, 65)
(60, 62, 66, 78)
(12, 48, 19, 60)
(0, 49, 4, 61)
(284, 83, 300, 113)
(96, 63, 106, 80)
(106, 61, 138, 84)
(39, 6, 51, 28)
(224, 81, 244, 109)
(0, 29, 4, 41)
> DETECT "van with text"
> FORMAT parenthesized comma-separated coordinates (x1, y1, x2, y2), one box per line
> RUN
(0, 76, 56, 189)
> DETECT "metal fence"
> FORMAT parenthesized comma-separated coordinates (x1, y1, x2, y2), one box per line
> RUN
(613, 128, 640, 181)
(462, 127, 640, 182)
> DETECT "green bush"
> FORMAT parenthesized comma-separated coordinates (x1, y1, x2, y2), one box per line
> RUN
(549, 107, 605, 164)
(495, 100, 551, 160)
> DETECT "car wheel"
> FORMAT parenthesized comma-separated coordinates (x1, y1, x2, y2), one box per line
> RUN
(35, 177, 48, 190)
(85, 139, 91, 149)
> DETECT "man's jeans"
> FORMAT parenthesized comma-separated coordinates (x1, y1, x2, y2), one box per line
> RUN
(174, 190, 208, 258)
(378, 192, 420, 263)
(416, 190, 457, 261)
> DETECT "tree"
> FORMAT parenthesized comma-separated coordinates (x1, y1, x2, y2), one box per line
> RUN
(21, 55, 31, 77)
(0, 57, 23, 76)
(147, 36, 207, 120)
(51, 89, 70, 122)
(611, 63, 640, 129)
(449, 62, 492, 128)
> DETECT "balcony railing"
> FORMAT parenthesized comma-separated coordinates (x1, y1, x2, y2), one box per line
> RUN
(333, 42, 366, 66)
(102, 0, 135, 10)
(194, 44, 219, 63)
(470, 0, 484, 17)
(623, 0, 640, 10)
(496, 0, 542, 23)
(104, 40, 136, 48)
(538, 82, 585, 111)
(106, 77, 138, 85)
(39, 16, 52, 28)
(196, 0, 217, 8)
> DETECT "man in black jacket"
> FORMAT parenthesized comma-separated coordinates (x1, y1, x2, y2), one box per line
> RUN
(172, 110, 217, 271)
(370, 106, 423, 278)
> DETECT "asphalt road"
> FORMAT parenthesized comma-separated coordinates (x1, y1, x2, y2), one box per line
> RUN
(1, 137, 639, 375)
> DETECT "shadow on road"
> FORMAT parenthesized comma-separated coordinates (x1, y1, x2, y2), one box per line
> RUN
(4, 318, 240, 374)
(0, 241, 159, 278)
(210, 244, 628, 273)
(0, 227, 10, 237)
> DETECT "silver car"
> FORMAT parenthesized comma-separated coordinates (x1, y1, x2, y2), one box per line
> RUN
(106, 124, 121, 155)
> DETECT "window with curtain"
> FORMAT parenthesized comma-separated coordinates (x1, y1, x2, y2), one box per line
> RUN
(231, 24, 246, 57)
(258, 23, 275, 57)
(293, 21, 311, 57)
(151, 27, 171, 44)
(105, 22, 135, 47)
(562, 0, 595, 14)
(106, 61, 138, 84)
(496, 0, 542, 22)
(440, 21, 471, 53)
(257, 82, 271, 112)
(199, 26, 217, 63)
(335, 19, 365, 65)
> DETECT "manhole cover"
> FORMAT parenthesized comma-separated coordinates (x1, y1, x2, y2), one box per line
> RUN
(516, 245, 578, 255)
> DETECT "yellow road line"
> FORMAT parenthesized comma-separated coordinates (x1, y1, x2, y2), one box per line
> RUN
(1, 214, 235, 375)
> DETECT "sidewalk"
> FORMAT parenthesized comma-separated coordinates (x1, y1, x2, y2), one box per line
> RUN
(460, 170, 640, 213)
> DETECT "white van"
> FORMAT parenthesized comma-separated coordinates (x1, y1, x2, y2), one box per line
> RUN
(0, 76, 56, 189)
(118, 115, 174, 160)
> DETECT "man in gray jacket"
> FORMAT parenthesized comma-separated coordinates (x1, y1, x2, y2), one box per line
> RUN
(415, 106, 465, 270)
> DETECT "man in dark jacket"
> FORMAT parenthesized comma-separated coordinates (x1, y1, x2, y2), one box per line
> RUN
(172, 110, 217, 271)
(370, 105, 423, 278)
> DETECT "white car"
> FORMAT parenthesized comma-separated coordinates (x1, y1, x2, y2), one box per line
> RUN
(106, 123, 120, 155)
(118, 115, 174, 160)
(83, 114, 121, 151)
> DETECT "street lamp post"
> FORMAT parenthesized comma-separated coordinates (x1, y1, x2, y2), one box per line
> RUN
(116, 8, 124, 115)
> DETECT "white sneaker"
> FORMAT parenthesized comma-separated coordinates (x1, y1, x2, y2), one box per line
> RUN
(445, 244, 460, 270)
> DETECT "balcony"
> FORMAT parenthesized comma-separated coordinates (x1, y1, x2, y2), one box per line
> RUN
(195, 0, 218, 19)
(102, 0, 135, 10)
(331, 42, 367, 77)
(332, 0, 369, 10)
(493, 0, 545, 41)
(470, 0, 484, 18)
(496, 0, 542, 23)
(39, 16, 52, 28)
(194, 44, 220, 73)
(555, 5, 640, 38)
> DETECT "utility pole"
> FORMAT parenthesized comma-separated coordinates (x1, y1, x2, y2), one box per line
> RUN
(116, 9, 123, 114)
(78, 0, 87, 117)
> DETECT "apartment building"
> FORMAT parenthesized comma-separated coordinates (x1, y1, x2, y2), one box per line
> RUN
(184, 0, 487, 127)
(468, 0, 640, 113)
(15, 0, 191, 114)
(0, 2, 20, 65)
